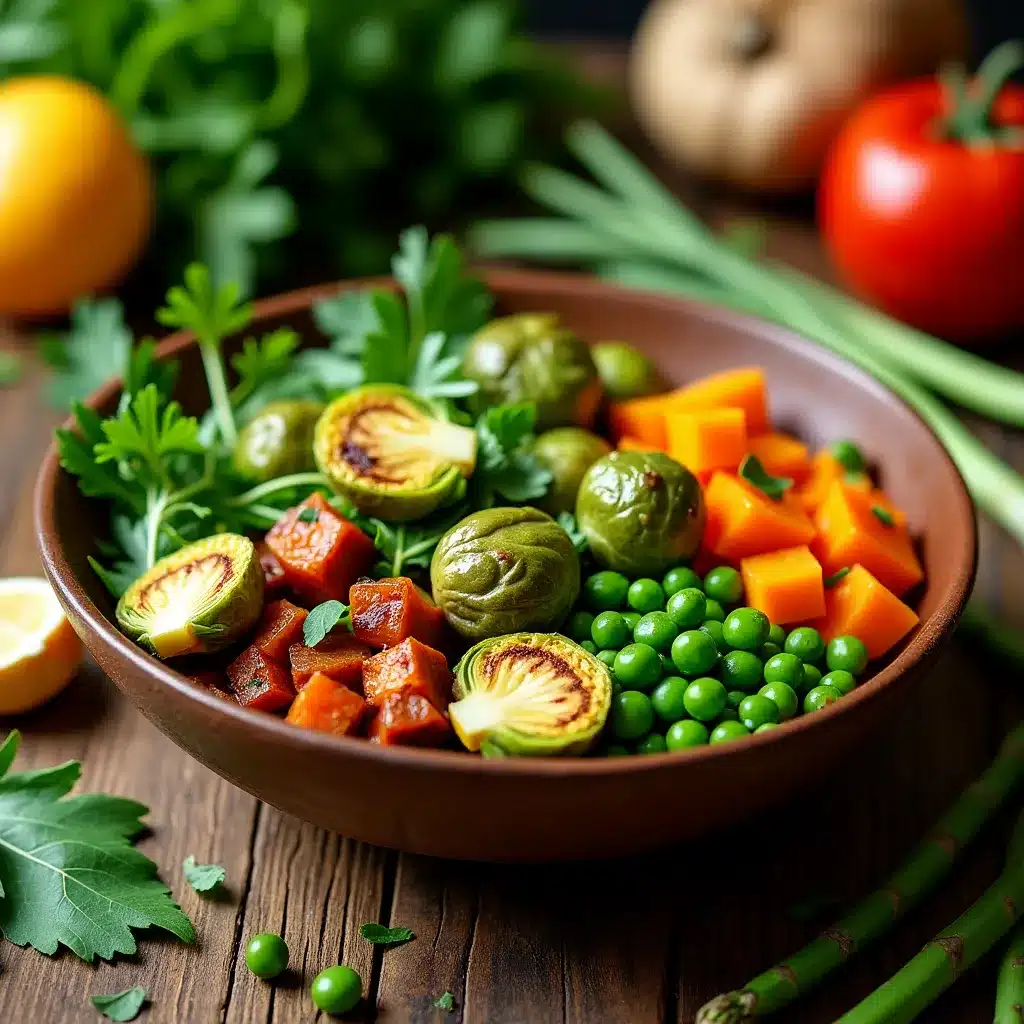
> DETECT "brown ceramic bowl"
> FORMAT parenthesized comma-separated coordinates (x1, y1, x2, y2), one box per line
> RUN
(35, 270, 975, 862)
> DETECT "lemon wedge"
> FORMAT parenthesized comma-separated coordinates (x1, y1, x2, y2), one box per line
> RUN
(0, 578, 82, 714)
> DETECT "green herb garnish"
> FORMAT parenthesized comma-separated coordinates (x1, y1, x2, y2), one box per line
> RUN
(557, 511, 588, 554)
(434, 991, 456, 1012)
(473, 402, 553, 507)
(303, 601, 350, 647)
(183, 855, 226, 894)
(91, 987, 148, 1022)
(297, 506, 319, 524)
(824, 567, 851, 588)
(830, 439, 866, 475)
(872, 505, 895, 527)
(738, 454, 793, 500)
(359, 922, 415, 946)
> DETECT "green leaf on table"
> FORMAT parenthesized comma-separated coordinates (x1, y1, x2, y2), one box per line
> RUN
(557, 512, 588, 555)
(0, 730, 196, 961)
(433, 990, 456, 1012)
(359, 922, 414, 946)
(303, 600, 349, 647)
(0, 351, 21, 387)
(738, 454, 792, 501)
(473, 403, 552, 507)
(90, 986, 148, 1022)
(156, 263, 252, 347)
(182, 855, 226, 894)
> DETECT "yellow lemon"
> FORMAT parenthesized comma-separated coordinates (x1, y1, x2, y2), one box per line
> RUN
(0, 578, 83, 714)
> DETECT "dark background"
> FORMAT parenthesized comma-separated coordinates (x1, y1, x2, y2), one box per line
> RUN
(526, 0, 1023, 58)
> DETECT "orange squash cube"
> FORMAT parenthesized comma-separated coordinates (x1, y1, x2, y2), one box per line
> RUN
(666, 407, 748, 476)
(608, 394, 669, 448)
(252, 599, 308, 663)
(703, 472, 816, 562)
(812, 482, 923, 597)
(288, 631, 370, 691)
(361, 637, 452, 711)
(740, 546, 825, 625)
(227, 646, 295, 712)
(666, 367, 769, 434)
(286, 671, 367, 737)
(369, 691, 452, 747)
(810, 564, 919, 659)
(796, 451, 872, 513)
(350, 577, 448, 650)
(746, 433, 810, 483)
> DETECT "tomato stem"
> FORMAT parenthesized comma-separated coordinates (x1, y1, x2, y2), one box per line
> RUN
(941, 40, 1024, 146)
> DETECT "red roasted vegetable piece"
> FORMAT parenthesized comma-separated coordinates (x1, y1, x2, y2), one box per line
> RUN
(227, 646, 295, 712)
(285, 671, 367, 737)
(361, 637, 452, 711)
(369, 691, 452, 747)
(252, 598, 308, 663)
(265, 493, 375, 604)
(288, 631, 369, 691)
(257, 541, 287, 597)
(350, 577, 448, 649)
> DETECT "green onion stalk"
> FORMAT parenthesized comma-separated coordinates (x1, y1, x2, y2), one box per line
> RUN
(692, 723, 1024, 1022)
(837, 811, 1024, 1024)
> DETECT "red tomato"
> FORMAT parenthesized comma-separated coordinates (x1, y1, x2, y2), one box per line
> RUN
(819, 74, 1024, 343)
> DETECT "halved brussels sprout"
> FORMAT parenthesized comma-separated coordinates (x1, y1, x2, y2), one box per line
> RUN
(232, 400, 324, 482)
(116, 534, 264, 659)
(450, 632, 612, 756)
(430, 507, 580, 639)
(314, 384, 477, 521)
(462, 312, 602, 430)
(533, 427, 612, 516)
(591, 341, 663, 400)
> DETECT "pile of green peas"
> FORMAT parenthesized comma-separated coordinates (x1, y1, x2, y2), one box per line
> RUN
(565, 564, 871, 755)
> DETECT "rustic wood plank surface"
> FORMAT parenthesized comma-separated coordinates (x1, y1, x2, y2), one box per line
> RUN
(1, 192, 1022, 1024)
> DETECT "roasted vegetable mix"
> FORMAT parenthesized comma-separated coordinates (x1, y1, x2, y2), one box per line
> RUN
(57, 228, 923, 757)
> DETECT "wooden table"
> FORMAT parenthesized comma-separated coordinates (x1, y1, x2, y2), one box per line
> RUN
(1, 217, 1023, 1024)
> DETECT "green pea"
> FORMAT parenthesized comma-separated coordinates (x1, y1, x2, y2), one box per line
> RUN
(583, 570, 630, 611)
(703, 598, 726, 622)
(667, 587, 708, 631)
(604, 744, 630, 757)
(666, 719, 709, 750)
(722, 607, 771, 651)
(628, 578, 666, 613)
(827, 635, 869, 675)
(760, 641, 782, 660)
(800, 663, 822, 694)
(579, 640, 598, 655)
(785, 626, 826, 664)
(663, 565, 702, 596)
(566, 610, 595, 643)
(636, 733, 668, 755)
(710, 720, 751, 744)
(634, 611, 678, 652)
(651, 676, 689, 723)
(704, 566, 743, 605)
(763, 653, 804, 690)
(245, 933, 289, 979)
(610, 690, 655, 740)
(717, 706, 740, 722)
(614, 643, 663, 691)
(804, 683, 843, 713)
(726, 689, 746, 710)
(738, 694, 780, 731)
(622, 610, 642, 631)
(671, 630, 719, 677)
(597, 649, 618, 669)
(699, 619, 728, 652)
(755, 723, 779, 733)
(767, 623, 786, 647)
(720, 650, 764, 692)
(683, 676, 727, 722)
(591, 610, 631, 650)
(822, 669, 856, 696)
(758, 680, 799, 720)
(311, 965, 362, 1015)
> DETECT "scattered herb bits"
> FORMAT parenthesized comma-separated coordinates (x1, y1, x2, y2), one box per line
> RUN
(359, 923, 415, 946)
(183, 855, 226, 894)
(91, 987, 148, 1022)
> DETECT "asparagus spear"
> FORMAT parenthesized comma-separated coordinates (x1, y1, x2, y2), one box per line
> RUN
(995, 924, 1024, 1024)
(695, 723, 1024, 1023)
(838, 812, 1024, 1024)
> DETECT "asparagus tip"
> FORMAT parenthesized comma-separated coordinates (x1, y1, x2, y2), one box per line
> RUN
(695, 991, 757, 1023)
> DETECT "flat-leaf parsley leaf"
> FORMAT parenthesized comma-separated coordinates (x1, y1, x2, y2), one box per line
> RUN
(183, 855, 226, 894)
(303, 600, 350, 647)
(434, 991, 456, 1012)
(359, 922, 414, 946)
(91, 987, 148, 1022)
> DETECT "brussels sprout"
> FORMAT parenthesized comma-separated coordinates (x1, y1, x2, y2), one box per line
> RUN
(116, 534, 264, 659)
(576, 451, 705, 576)
(591, 341, 663, 400)
(314, 384, 476, 521)
(462, 312, 602, 429)
(450, 632, 612, 755)
(232, 400, 324, 482)
(430, 507, 580, 639)
(533, 427, 612, 516)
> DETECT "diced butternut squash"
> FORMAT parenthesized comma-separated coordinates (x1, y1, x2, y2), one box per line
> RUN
(740, 546, 825, 625)
(608, 394, 670, 447)
(227, 646, 295, 712)
(369, 691, 452, 747)
(812, 482, 923, 596)
(350, 577, 448, 650)
(810, 564, 919, 659)
(796, 451, 871, 513)
(252, 599, 308, 663)
(285, 671, 367, 737)
(361, 637, 452, 711)
(746, 433, 810, 483)
(666, 407, 748, 476)
(257, 541, 288, 597)
(288, 632, 370, 691)
(702, 472, 816, 562)
(617, 436, 661, 453)
(667, 367, 769, 434)
(265, 492, 376, 604)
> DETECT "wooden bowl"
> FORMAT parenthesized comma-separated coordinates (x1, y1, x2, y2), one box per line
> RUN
(34, 271, 976, 862)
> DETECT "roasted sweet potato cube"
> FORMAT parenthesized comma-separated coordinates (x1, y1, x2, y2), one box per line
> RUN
(350, 577, 448, 649)
(265, 493, 376, 604)
(285, 671, 367, 737)
(252, 599, 308, 663)
(288, 631, 369, 691)
(186, 670, 236, 701)
(369, 691, 452, 747)
(227, 646, 295, 712)
(361, 637, 452, 710)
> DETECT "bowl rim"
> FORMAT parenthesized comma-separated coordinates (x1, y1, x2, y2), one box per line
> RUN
(34, 268, 977, 777)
